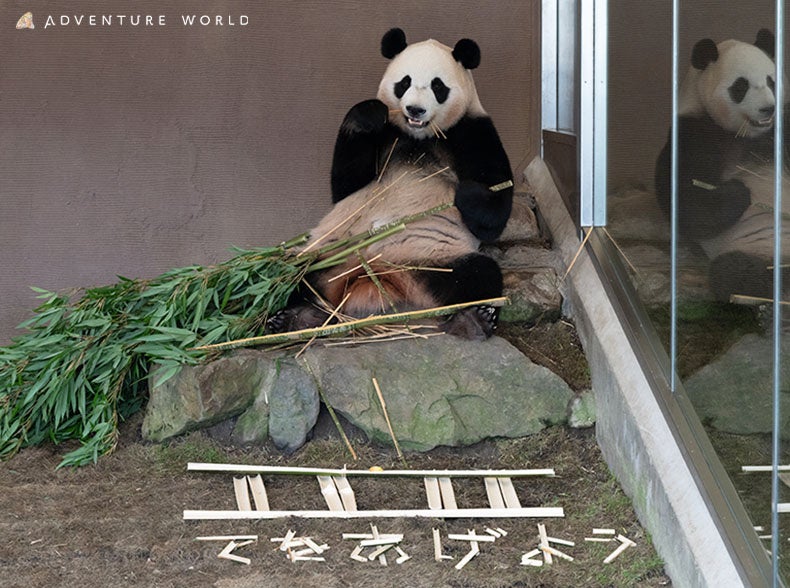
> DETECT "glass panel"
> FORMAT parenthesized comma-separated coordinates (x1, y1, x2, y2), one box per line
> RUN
(607, 0, 789, 579)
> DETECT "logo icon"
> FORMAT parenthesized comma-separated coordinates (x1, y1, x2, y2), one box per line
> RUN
(16, 12, 34, 30)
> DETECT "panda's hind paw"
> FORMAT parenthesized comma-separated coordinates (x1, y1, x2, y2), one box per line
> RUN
(441, 305, 499, 341)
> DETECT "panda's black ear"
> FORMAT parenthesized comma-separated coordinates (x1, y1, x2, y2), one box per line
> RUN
(691, 38, 718, 70)
(382, 28, 407, 59)
(453, 38, 481, 70)
(755, 28, 775, 58)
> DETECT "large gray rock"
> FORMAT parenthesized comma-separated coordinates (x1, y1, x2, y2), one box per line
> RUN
(685, 334, 790, 436)
(143, 352, 321, 451)
(142, 351, 263, 442)
(143, 335, 576, 452)
(302, 336, 575, 451)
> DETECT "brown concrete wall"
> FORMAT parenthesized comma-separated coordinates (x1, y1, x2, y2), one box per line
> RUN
(0, 1, 539, 342)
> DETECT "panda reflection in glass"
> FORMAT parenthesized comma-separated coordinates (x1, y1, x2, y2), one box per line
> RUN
(655, 29, 790, 303)
(269, 28, 513, 340)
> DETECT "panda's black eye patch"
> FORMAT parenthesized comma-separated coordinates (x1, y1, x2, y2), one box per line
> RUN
(431, 77, 450, 103)
(394, 76, 411, 99)
(768, 76, 776, 94)
(728, 77, 749, 104)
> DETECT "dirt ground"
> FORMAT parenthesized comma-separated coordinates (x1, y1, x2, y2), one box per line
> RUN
(0, 322, 672, 588)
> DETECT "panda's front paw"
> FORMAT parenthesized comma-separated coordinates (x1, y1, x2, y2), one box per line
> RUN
(440, 305, 499, 341)
(342, 99, 389, 134)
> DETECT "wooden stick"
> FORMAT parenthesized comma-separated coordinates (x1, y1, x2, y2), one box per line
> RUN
(438, 477, 457, 509)
(332, 476, 357, 512)
(498, 477, 521, 509)
(303, 360, 358, 461)
(187, 462, 555, 478)
(373, 377, 404, 463)
(489, 179, 514, 192)
(196, 535, 259, 542)
(247, 474, 269, 511)
(424, 477, 442, 510)
(603, 541, 631, 564)
(484, 477, 505, 509)
(730, 295, 790, 307)
(562, 226, 593, 281)
(433, 528, 452, 561)
(538, 523, 552, 564)
(394, 546, 411, 564)
(193, 296, 508, 350)
(183, 506, 565, 520)
(233, 477, 252, 511)
(448, 532, 496, 543)
(371, 524, 387, 566)
(742, 464, 790, 472)
(317, 475, 345, 511)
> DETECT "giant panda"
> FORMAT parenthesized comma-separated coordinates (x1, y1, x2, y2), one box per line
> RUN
(270, 28, 513, 339)
(655, 28, 790, 302)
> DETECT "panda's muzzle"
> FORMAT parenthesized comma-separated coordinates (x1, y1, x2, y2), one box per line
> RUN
(405, 105, 429, 128)
(751, 106, 775, 128)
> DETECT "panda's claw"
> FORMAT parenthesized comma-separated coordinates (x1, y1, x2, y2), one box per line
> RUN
(440, 304, 499, 340)
(266, 305, 333, 334)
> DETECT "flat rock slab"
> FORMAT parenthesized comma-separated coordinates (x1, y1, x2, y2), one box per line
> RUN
(143, 335, 576, 453)
(684, 333, 790, 436)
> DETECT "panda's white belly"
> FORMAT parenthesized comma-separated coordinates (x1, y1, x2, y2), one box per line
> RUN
(307, 163, 479, 264)
(704, 163, 790, 259)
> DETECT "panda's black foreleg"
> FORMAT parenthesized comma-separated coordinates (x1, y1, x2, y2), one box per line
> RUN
(422, 252, 504, 340)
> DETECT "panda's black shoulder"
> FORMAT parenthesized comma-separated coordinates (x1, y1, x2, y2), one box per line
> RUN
(444, 114, 498, 141)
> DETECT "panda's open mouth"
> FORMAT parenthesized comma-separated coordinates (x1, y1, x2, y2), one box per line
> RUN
(750, 116, 774, 128)
(406, 116, 429, 128)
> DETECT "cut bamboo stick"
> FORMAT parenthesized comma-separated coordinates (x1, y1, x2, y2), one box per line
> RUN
(187, 462, 555, 478)
(498, 477, 521, 508)
(247, 474, 269, 511)
(372, 377, 404, 462)
(196, 535, 259, 542)
(424, 477, 442, 509)
(741, 465, 790, 472)
(484, 477, 505, 509)
(538, 523, 551, 564)
(332, 476, 357, 512)
(438, 477, 457, 510)
(183, 507, 564, 520)
(233, 477, 252, 511)
(317, 475, 344, 511)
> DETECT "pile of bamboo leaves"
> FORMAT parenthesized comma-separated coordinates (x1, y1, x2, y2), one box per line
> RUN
(0, 218, 413, 468)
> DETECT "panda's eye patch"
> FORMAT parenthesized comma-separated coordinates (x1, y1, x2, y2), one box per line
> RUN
(768, 76, 776, 94)
(394, 76, 411, 99)
(431, 77, 450, 103)
(728, 77, 749, 104)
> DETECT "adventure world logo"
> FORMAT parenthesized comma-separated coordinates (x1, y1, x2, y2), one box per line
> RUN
(16, 12, 34, 29)
(14, 11, 249, 29)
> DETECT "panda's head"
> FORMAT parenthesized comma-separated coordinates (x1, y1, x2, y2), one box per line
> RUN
(682, 29, 777, 138)
(376, 28, 487, 139)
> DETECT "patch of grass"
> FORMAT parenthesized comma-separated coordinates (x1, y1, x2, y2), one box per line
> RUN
(134, 433, 229, 475)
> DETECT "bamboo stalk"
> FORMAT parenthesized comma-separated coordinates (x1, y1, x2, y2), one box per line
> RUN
(186, 462, 555, 477)
(562, 226, 593, 281)
(372, 377, 404, 464)
(192, 296, 508, 351)
(183, 507, 565, 520)
(303, 361, 358, 461)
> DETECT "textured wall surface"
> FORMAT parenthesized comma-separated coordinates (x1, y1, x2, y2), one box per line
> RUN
(0, 1, 539, 342)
